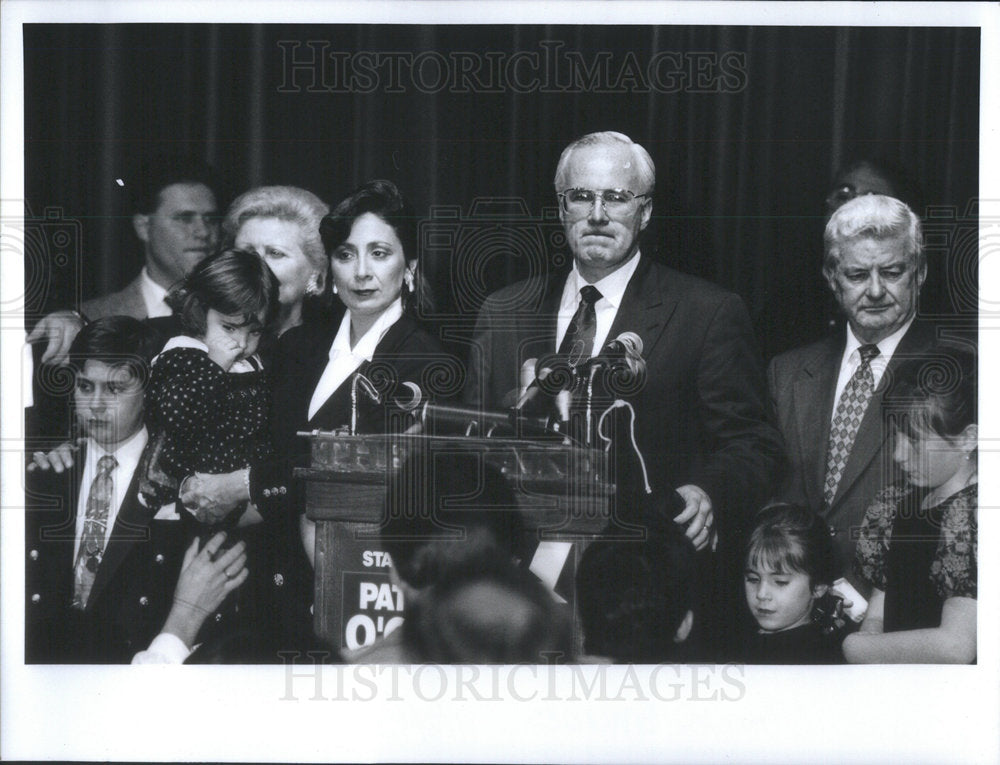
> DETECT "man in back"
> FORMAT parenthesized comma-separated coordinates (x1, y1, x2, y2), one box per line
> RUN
(28, 154, 219, 362)
(769, 194, 942, 592)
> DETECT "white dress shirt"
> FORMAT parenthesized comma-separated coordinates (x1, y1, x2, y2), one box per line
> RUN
(831, 317, 915, 421)
(139, 267, 172, 318)
(555, 251, 641, 356)
(73, 426, 148, 562)
(307, 299, 404, 420)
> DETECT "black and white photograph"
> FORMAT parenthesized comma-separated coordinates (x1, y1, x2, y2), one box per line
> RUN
(1, 1, 998, 762)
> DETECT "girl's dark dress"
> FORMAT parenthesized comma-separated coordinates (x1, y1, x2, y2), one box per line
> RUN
(855, 483, 977, 635)
(743, 622, 846, 664)
(142, 340, 277, 654)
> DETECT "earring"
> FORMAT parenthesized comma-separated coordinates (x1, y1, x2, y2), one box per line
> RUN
(332, 283, 338, 295)
(305, 272, 322, 296)
(404, 271, 414, 293)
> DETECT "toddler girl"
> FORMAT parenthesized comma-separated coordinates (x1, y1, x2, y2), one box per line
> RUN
(742, 503, 847, 663)
(140, 247, 279, 535)
(844, 351, 977, 663)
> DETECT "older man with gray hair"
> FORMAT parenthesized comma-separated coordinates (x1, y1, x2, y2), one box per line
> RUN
(468, 131, 782, 659)
(769, 194, 942, 593)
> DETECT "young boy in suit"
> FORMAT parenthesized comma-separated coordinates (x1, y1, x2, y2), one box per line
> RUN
(25, 316, 186, 663)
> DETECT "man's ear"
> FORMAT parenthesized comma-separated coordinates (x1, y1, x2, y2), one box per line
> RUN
(916, 257, 928, 291)
(638, 197, 653, 231)
(811, 583, 829, 600)
(823, 262, 838, 294)
(133, 213, 151, 243)
(673, 610, 694, 643)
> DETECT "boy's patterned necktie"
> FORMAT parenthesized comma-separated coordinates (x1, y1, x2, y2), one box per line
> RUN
(72, 454, 117, 609)
(823, 344, 880, 507)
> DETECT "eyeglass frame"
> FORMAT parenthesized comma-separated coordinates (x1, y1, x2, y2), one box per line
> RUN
(557, 187, 653, 215)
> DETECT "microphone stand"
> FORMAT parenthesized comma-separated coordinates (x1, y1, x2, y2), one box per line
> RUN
(585, 363, 598, 446)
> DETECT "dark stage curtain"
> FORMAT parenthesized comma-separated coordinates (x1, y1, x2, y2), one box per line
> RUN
(24, 24, 979, 358)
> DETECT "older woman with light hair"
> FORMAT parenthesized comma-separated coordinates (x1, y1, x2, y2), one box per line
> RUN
(224, 185, 330, 335)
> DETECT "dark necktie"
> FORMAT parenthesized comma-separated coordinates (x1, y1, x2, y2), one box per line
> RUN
(72, 454, 117, 609)
(558, 285, 602, 367)
(823, 344, 880, 507)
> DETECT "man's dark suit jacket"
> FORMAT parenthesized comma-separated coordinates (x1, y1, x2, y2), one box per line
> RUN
(25, 441, 186, 663)
(81, 273, 148, 321)
(467, 255, 782, 534)
(767, 320, 940, 592)
(466, 256, 782, 660)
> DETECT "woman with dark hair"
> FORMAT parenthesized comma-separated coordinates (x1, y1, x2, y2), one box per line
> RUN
(844, 349, 977, 663)
(270, 179, 445, 567)
(180, 181, 448, 654)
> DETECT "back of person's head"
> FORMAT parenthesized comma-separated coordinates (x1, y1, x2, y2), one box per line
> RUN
(379, 451, 523, 590)
(404, 555, 573, 663)
(745, 503, 838, 589)
(823, 193, 925, 278)
(166, 247, 280, 337)
(130, 153, 221, 214)
(884, 347, 977, 442)
(825, 156, 925, 218)
(67, 315, 157, 386)
(575, 525, 697, 663)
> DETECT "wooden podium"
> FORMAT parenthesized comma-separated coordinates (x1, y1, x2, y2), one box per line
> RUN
(296, 431, 614, 653)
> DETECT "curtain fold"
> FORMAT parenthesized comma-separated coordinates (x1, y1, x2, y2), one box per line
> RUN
(24, 24, 979, 357)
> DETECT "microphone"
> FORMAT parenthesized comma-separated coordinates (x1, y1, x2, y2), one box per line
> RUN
(353, 372, 382, 404)
(350, 371, 381, 434)
(391, 381, 423, 412)
(502, 358, 538, 409)
(588, 332, 644, 372)
(513, 358, 538, 409)
(420, 402, 564, 438)
(604, 331, 643, 358)
(580, 333, 647, 394)
(516, 358, 579, 418)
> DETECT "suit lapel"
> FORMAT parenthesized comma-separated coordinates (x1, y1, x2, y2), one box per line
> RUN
(607, 256, 676, 358)
(41, 449, 86, 599)
(123, 276, 149, 319)
(535, 274, 563, 355)
(831, 321, 935, 507)
(791, 337, 842, 511)
(86, 464, 153, 610)
(286, 321, 341, 428)
(307, 314, 418, 428)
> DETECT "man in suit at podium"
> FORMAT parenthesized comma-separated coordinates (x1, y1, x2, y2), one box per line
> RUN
(466, 131, 782, 658)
